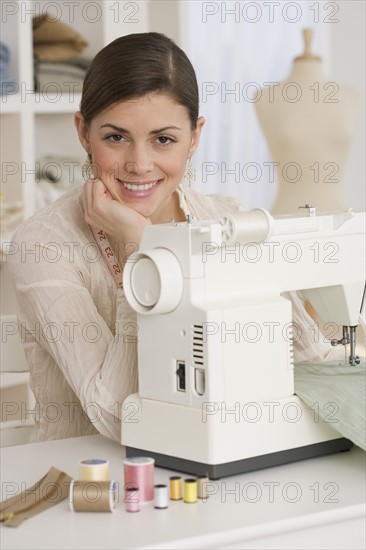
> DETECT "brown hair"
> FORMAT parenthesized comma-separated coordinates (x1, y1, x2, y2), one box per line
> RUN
(80, 32, 199, 129)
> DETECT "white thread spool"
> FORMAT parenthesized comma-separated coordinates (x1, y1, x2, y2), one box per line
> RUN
(197, 476, 209, 499)
(220, 209, 273, 245)
(154, 484, 168, 509)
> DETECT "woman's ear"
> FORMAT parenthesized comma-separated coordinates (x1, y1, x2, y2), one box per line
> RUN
(74, 111, 91, 153)
(189, 116, 205, 157)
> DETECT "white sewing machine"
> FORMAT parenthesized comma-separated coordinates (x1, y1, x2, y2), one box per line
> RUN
(121, 207, 365, 478)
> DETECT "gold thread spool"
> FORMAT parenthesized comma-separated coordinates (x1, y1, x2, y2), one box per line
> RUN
(197, 476, 209, 499)
(184, 479, 197, 503)
(69, 480, 116, 512)
(79, 459, 110, 481)
(169, 476, 182, 500)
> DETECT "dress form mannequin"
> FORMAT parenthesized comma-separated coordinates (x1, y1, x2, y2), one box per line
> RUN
(255, 29, 360, 215)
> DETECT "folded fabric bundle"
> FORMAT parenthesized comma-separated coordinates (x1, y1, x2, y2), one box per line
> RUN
(0, 42, 17, 95)
(0, 467, 72, 527)
(33, 14, 88, 61)
(35, 155, 85, 210)
(60, 56, 92, 71)
(0, 199, 23, 262)
(34, 55, 92, 92)
(294, 360, 366, 450)
(35, 60, 90, 93)
(0, 42, 9, 77)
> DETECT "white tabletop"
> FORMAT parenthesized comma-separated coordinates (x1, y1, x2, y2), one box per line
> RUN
(1, 435, 365, 550)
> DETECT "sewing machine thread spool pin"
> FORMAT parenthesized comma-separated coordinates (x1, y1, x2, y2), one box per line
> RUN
(298, 204, 316, 217)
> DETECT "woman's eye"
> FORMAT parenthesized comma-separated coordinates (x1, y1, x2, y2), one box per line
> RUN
(106, 134, 125, 142)
(156, 136, 174, 145)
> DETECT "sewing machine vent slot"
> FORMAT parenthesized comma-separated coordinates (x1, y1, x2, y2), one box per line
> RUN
(192, 324, 204, 366)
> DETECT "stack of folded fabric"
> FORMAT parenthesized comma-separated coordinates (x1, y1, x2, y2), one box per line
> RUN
(0, 42, 17, 95)
(0, 193, 23, 263)
(32, 14, 91, 93)
(35, 155, 85, 209)
(34, 56, 91, 93)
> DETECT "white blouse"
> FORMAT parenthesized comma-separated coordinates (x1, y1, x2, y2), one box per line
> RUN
(7, 183, 339, 443)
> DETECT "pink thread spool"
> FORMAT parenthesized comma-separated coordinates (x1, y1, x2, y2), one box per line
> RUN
(123, 457, 155, 502)
(124, 485, 140, 513)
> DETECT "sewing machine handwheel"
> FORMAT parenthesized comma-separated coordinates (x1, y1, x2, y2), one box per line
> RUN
(123, 248, 183, 315)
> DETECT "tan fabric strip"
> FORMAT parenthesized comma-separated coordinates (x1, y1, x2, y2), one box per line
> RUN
(0, 467, 72, 527)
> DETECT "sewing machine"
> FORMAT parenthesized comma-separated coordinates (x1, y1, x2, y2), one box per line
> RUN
(121, 207, 365, 478)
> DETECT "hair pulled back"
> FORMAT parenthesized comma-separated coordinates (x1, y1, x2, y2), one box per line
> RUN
(80, 32, 199, 129)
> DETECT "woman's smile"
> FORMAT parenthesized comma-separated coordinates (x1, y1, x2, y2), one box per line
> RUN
(116, 178, 162, 198)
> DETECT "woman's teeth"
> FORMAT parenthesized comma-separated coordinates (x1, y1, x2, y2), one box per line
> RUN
(122, 181, 158, 191)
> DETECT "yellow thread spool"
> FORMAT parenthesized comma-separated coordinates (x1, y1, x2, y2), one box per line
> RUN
(169, 476, 182, 500)
(184, 479, 197, 503)
(79, 459, 110, 481)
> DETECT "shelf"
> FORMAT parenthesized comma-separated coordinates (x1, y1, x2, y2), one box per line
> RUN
(1, 93, 83, 114)
(33, 93, 82, 113)
(0, 95, 22, 114)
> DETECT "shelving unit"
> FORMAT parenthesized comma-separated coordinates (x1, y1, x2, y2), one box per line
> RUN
(0, 0, 164, 424)
(0, 0, 174, 403)
(0, 0, 151, 223)
(0, 0, 183, 307)
(0, 3, 183, 410)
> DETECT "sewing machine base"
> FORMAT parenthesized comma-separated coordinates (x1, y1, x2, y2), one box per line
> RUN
(126, 438, 353, 479)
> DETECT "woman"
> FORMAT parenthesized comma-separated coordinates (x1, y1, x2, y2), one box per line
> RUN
(8, 33, 334, 443)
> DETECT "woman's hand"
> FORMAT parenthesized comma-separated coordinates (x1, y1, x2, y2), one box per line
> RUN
(83, 177, 151, 258)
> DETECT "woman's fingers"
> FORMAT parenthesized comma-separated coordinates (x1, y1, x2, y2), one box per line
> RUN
(82, 176, 150, 250)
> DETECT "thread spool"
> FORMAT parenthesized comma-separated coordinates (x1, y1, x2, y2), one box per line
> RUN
(169, 476, 182, 500)
(184, 479, 197, 503)
(79, 459, 110, 481)
(220, 209, 273, 245)
(69, 480, 116, 512)
(123, 457, 155, 502)
(197, 476, 209, 499)
(154, 485, 168, 509)
(124, 486, 140, 513)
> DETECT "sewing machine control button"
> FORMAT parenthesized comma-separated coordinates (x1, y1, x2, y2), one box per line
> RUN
(195, 368, 205, 396)
(176, 361, 186, 392)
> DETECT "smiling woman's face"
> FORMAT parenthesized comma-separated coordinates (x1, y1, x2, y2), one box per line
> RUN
(75, 93, 204, 223)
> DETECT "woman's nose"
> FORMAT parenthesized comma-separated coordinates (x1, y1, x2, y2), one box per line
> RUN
(124, 145, 154, 176)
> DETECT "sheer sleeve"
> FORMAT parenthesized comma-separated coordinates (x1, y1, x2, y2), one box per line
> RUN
(7, 219, 138, 442)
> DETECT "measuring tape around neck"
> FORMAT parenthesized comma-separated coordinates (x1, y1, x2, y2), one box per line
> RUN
(90, 226, 123, 289)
